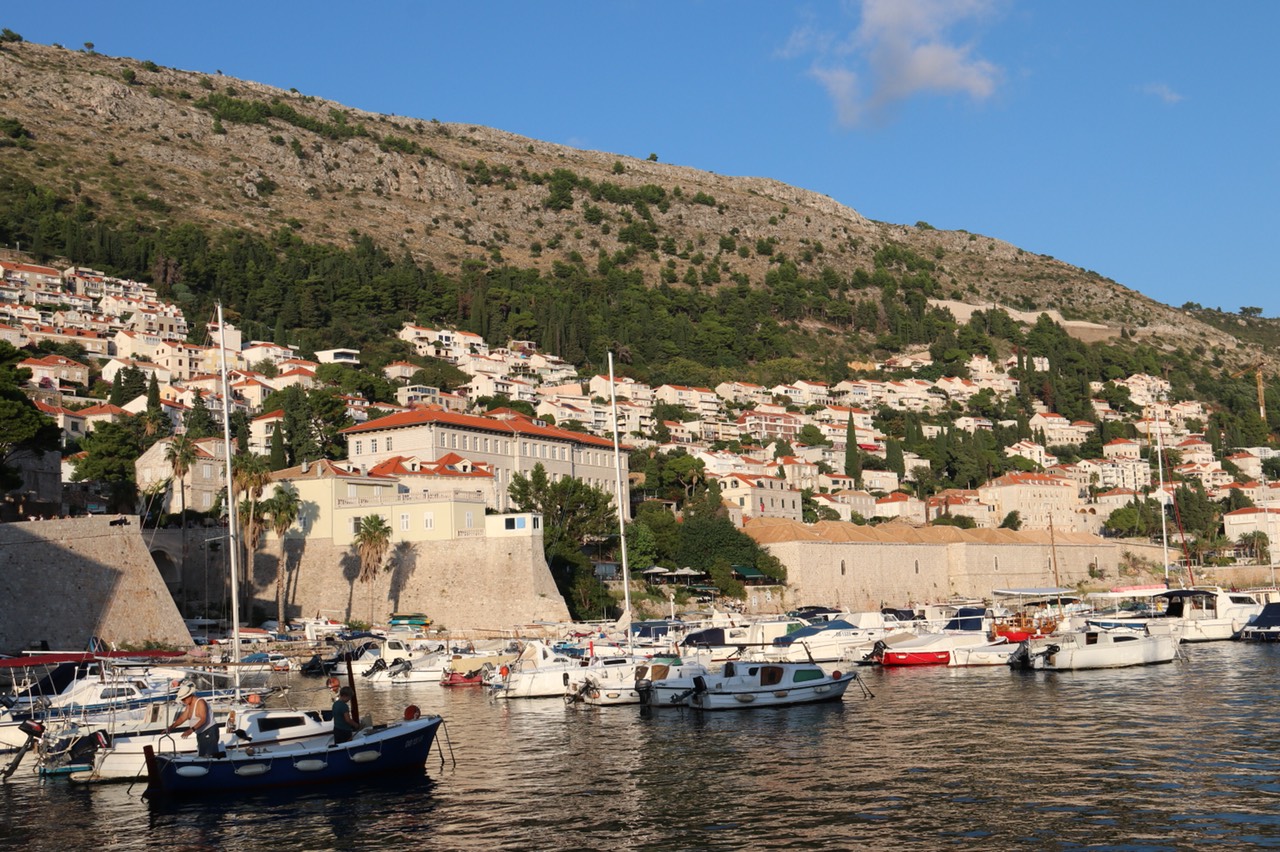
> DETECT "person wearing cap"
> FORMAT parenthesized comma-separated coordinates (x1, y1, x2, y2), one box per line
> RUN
(167, 682, 220, 757)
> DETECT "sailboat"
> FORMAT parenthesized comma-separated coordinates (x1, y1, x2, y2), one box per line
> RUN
(572, 353, 648, 707)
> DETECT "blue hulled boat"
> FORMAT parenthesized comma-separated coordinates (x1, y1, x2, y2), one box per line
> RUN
(142, 711, 442, 796)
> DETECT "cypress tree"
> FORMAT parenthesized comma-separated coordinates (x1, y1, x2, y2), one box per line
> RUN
(268, 423, 287, 470)
(146, 373, 161, 413)
(844, 413, 862, 487)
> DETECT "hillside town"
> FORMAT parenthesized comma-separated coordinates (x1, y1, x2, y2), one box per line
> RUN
(4, 258, 1280, 559)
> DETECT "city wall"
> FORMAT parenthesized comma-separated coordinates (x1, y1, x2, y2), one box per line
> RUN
(0, 517, 191, 653)
(761, 539, 1119, 612)
(170, 530, 570, 635)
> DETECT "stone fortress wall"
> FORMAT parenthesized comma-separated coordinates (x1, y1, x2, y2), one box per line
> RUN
(0, 516, 191, 653)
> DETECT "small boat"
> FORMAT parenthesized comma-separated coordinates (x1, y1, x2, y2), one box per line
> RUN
(765, 612, 912, 663)
(578, 654, 711, 707)
(1008, 628, 1179, 671)
(1087, 587, 1262, 642)
(679, 618, 809, 662)
(484, 641, 585, 699)
(356, 638, 448, 685)
(142, 709, 443, 796)
(0, 661, 242, 750)
(440, 667, 489, 687)
(948, 637, 1017, 667)
(53, 704, 333, 782)
(683, 661, 857, 710)
(872, 607, 992, 667)
(1238, 602, 1280, 641)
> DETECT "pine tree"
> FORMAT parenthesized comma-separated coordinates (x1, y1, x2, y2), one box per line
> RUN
(185, 392, 216, 439)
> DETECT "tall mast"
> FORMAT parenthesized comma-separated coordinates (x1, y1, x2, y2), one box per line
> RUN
(1153, 408, 1170, 582)
(217, 303, 242, 694)
(608, 353, 632, 642)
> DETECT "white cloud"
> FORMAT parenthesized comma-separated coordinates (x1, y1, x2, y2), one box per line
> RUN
(1141, 83, 1184, 105)
(789, 0, 1002, 127)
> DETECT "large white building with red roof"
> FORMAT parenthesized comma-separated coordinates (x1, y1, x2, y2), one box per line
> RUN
(978, 472, 1081, 530)
(341, 407, 627, 513)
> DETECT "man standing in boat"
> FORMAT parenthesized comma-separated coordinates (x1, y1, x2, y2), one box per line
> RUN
(167, 682, 220, 757)
(332, 685, 358, 744)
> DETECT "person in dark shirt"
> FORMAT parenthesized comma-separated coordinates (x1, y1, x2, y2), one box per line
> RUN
(332, 685, 357, 744)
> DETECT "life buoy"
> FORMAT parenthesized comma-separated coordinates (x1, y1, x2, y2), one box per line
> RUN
(403, 705, 421, 721)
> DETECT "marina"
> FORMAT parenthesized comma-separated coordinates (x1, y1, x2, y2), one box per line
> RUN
(3, 640, 1280, 848)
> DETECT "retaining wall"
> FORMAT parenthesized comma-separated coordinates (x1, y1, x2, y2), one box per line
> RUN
(0, 517, 192, 653)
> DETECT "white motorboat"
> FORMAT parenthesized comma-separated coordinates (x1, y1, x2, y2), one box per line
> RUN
(682, 661, 857, 710)
(0, 661, 241, 750)
(49, 703, 334, 782)
(578, 654, 713, 707)
(355, 637, 448, 685)
(486, 641, 589, 699)
(766, 611, 914, 663)
(679, 618, 809, 662)
(637, 658, 726, 708)
(563, 654, 646, 704)
(948, 638, 1018, 667)
(1238, 602, 1280, 641)
(1009, 628, 1179, 671)
(871, 607, 993, 667)
(1087, 587, 1262, 642)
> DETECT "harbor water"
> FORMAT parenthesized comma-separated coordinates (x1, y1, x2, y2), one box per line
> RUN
(4, 641, 1280, 850)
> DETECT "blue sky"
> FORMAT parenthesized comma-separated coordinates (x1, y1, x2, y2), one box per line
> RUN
(7, 2, 1279, 317)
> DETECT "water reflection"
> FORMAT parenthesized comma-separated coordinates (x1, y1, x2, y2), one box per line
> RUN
(6, 644, 1280, 849)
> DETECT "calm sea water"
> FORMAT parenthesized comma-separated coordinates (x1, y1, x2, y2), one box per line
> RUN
(5, 642, 1280, 850)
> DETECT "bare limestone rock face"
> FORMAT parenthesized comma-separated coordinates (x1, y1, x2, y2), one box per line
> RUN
(0, 39, 1251, 353)
(0, 517, 192, 653)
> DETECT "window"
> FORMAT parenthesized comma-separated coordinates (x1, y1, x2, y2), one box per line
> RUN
(400, 513, 409, 531)
(354, 440, 362, 456)
(350, 516, 361, 535)
(370, 439, 378, 454)
(465, 511, 474, 529)
(438, 433, 446, 447)
(386, 437, 393, 452)
(424, 512, 434, 530)
(347, 484, 356, 498)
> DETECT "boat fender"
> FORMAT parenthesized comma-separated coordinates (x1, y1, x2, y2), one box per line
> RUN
(175, 765, 210, 778)
(234, 763, 270, 777)
(295, 759, 327, 772)
(403, 705, 421, 721)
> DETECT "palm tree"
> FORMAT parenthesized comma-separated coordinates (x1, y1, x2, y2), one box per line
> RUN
(232, 453, 271, 614)
(353, 514, 392, 624)
(164, 434, 197, 527)
(1238, 531, 1271, 565)
(266, 484, 300, 632)
(163, 434, 198, 610)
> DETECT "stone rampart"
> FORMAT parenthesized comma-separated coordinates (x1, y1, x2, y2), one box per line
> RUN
(763, 538, 1118, 611)
(171, 530, 570, 634)
(0, 517, 192, 653)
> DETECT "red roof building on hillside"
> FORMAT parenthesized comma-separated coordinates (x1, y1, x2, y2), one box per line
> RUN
(340, 407, 629, 515)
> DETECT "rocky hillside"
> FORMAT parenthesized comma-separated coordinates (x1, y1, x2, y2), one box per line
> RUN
(0, 39, 1270, 365)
